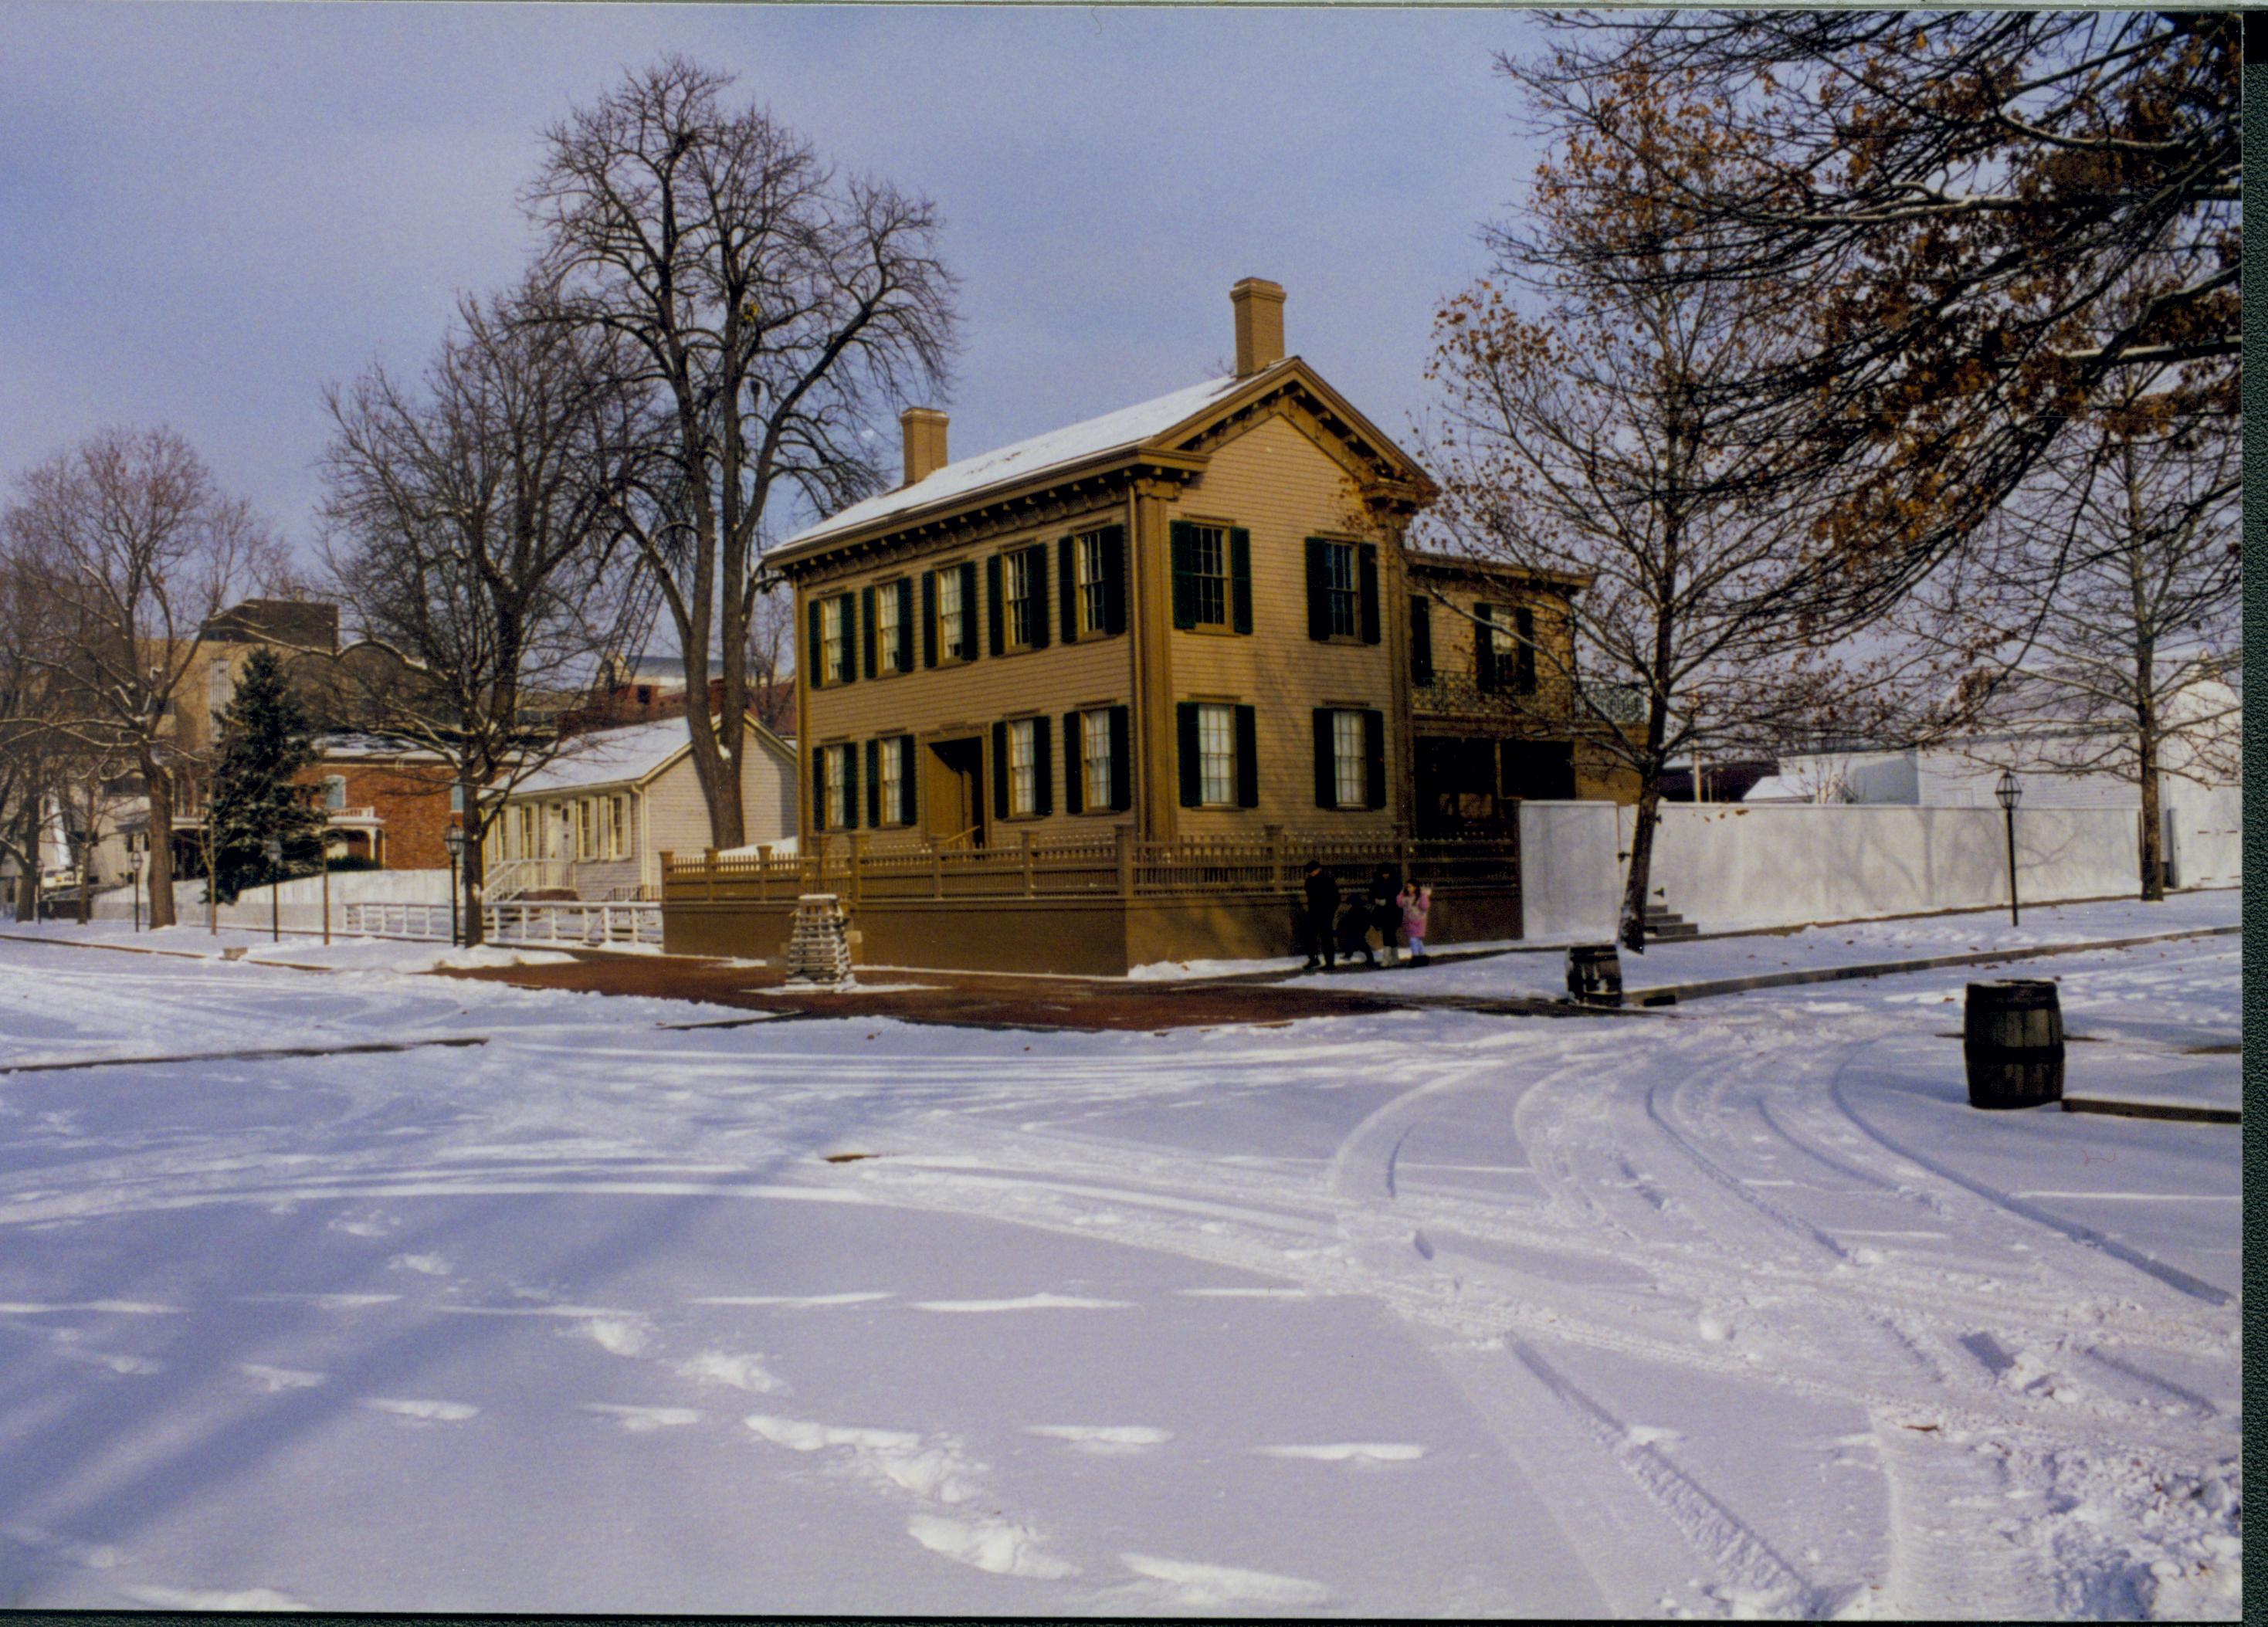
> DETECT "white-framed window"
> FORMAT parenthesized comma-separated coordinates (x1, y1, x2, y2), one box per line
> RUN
(449, 784, 465, 813)
(825, 743, 856, 830)
(321, 775, 347, 812)
(609, 795, 628, 859)
(1005, 718, 1037, 816)
(1198, 703, 1236, 806)
(1077, 531, 1110, 635)
(519, 806, 537, 859)
(876, 582, 902, 673)
(1331, 710, 1366, 809)
(1188, 526, 1228, 626)
(207, 657, 232, 724)
(937, 567, 965, 659)
(819, 596, 846, 685)
(1320, 541, 1359, 638)
(1081, 707, 1114, 808)
(878, 737, 904, 824)
(1005, 551, 1035, 648)
(576, 799, 595, 859)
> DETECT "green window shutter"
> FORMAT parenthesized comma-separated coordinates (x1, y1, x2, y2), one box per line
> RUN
(1058, 536, 1078, 642)
(1234, 706, 1259, 808)
(1229, 527, 1253, 634)
(837, 593, 858, 686)
(1357, 544, 1380, 645)
(1514, 605, 1537, 694)
(956, 561, 978, 660)
(1312, 709, 1337, 808)
(864, 739, 880, 827)
(860, 586, 877, 680)
(1304, 539, 1331, 641)
(1062, 710, 1084, 815)
(1176, 702, 1201, 807)
(921, 571, 937, 669)
(807, 599, 823, 689)
(1409, 595, 1433, 686)
(1032, 714, 1053, 816)
(1107, 707, 1131, 810)
(987, 555, 1005, 656)
(1362, 710, 1386, 809)
(1475, 602, 1498, 693)
(1100, 525, 1127, 635)
(842, 743, 859, 829)
(991, 720, 1009, 819)
(897, 579, 916, 673)
(1170, 521, 1198, 630)
(898, 736, 918, 826)
(812, 747, 827, 827)
(1026, 544, 1050, 650)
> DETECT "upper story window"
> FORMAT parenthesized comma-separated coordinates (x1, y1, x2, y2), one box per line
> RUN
(876, 580, 904, 673)
(936, 566, 966, 660)
(321, 775, 347, 811)
(207, 658, 232, 723)
(1477, 602, 1538, 695)
(819, 597, 847, 686)
(1183, 526, 1227, 627)
(1076, 532, 1110, 635)
(1005, 551, 1035, 648)
(1319, 542, 1358, 638)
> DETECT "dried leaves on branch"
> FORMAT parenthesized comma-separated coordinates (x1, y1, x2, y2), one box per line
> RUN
(1509, 12, 2240, 611)
(525, 55, 957, 849)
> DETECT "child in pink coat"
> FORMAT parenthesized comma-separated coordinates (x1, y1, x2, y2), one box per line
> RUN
(1398, 882, 1432, 965)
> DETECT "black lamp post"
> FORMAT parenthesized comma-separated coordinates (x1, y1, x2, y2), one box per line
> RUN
(1995, 768, 2022, 927)
(70, 828, 90, 926)
(263, 836, 283, 942)
(443, 825, 465, 947)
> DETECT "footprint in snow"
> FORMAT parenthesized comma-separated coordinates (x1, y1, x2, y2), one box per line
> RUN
(677, 1351, 786, 1394)
(689, 1291, 892, 1309)
(239, 1363, 325, 1393)
(1023, 1425, 1171, 1455)
(1120, 1553, 1329, 1608)
(581, 1403, 702, 1432)
(573, 1317, 649, 1358)
(910, 1293, 1132, 1313)
(59, 1347, 161, 1377)
(387, 1253, 450, 1277)
(1253, 1442, 1426, 1463)
(909, 1513, 1077, 1579)
(361, 1397, 478, 1423)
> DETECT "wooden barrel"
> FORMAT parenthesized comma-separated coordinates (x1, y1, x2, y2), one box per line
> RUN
(1567, 944, 1625, 1008)
(1963, 979, 2065, 1109)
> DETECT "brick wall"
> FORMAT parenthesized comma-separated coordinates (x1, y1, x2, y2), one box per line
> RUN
(297, 759, 457, 869)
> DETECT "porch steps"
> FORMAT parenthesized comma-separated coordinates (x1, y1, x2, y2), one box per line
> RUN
(1643, 906, 1700, 942)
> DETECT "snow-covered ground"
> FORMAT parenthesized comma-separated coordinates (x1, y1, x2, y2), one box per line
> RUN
(0, 914, 2240, 1617)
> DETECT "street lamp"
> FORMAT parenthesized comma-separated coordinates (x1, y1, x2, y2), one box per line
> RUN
(69, 828, 90, 927)
(1995, 768, 2022, 927)
(443, 825, 466, 947)
(263, 836, 283, 942)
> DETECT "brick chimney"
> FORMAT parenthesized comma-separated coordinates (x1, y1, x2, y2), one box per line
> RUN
(900, 407, 949, 487)
(1231, 278, 1286, 376)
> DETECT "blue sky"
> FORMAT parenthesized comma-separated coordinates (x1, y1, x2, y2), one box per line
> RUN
(0, 4, 1545, 559)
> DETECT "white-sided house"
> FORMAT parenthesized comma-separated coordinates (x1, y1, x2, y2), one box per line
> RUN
(483, 717, 798, 901)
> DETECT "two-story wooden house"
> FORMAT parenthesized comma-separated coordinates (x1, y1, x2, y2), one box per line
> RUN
(666, 282, 1614, 972)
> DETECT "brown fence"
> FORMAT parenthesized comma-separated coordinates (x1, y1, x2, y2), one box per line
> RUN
(662, 829, 1519, 905)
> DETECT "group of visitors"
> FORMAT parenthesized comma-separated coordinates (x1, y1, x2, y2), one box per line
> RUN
(1299, 860, 1432, 973)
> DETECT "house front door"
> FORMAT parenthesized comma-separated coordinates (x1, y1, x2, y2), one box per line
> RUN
(925, 736, 985, 848)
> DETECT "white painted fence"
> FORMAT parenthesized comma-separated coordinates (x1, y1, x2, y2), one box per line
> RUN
(1517, 798, 2198, 941)
(340, 898, 661, 947)
(92, 870, 454, 934)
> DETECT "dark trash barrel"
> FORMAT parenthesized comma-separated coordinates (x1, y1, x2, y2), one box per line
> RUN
(1963, 979, 2064, 1109)
(1568, 944, 1624, 1008)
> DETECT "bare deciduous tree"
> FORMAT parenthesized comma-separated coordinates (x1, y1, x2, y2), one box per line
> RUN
(525, 55, 955, 847)
(1, 428, 283, 926)
(318, 284, 651, 945)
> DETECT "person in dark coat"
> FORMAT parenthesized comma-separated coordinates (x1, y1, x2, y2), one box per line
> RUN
(1365, 864, 1404, 968)
(1300, 859, 1340, 971)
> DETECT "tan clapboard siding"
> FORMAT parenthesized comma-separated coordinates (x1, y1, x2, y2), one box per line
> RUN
(740, 733, 799, 846)
(1168, 413, 1398, 836)
(645, 754, 723, 863)
(798, 509, 1139, 839)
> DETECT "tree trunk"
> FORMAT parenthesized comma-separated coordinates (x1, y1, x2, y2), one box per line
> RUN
(144, 758, 178, 928)
(460, 790, 486, 948)
(14, 866, 32, 924)
(1619, 782, 1663, 954)
(2136, 713, 2165, 902)
(684, 708, 747, 851)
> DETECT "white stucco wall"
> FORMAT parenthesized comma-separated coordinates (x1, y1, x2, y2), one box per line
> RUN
(1516, 801, 1623, 942)
(92, 869, 455, 933)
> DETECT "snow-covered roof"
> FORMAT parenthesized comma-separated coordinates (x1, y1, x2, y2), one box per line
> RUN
(311, 733, 446, 762)
(507, 719, 698, 797)
(776, 368, 1269, 552)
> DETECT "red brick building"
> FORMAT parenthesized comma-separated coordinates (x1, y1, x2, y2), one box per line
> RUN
(295, 736, 459, 869)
